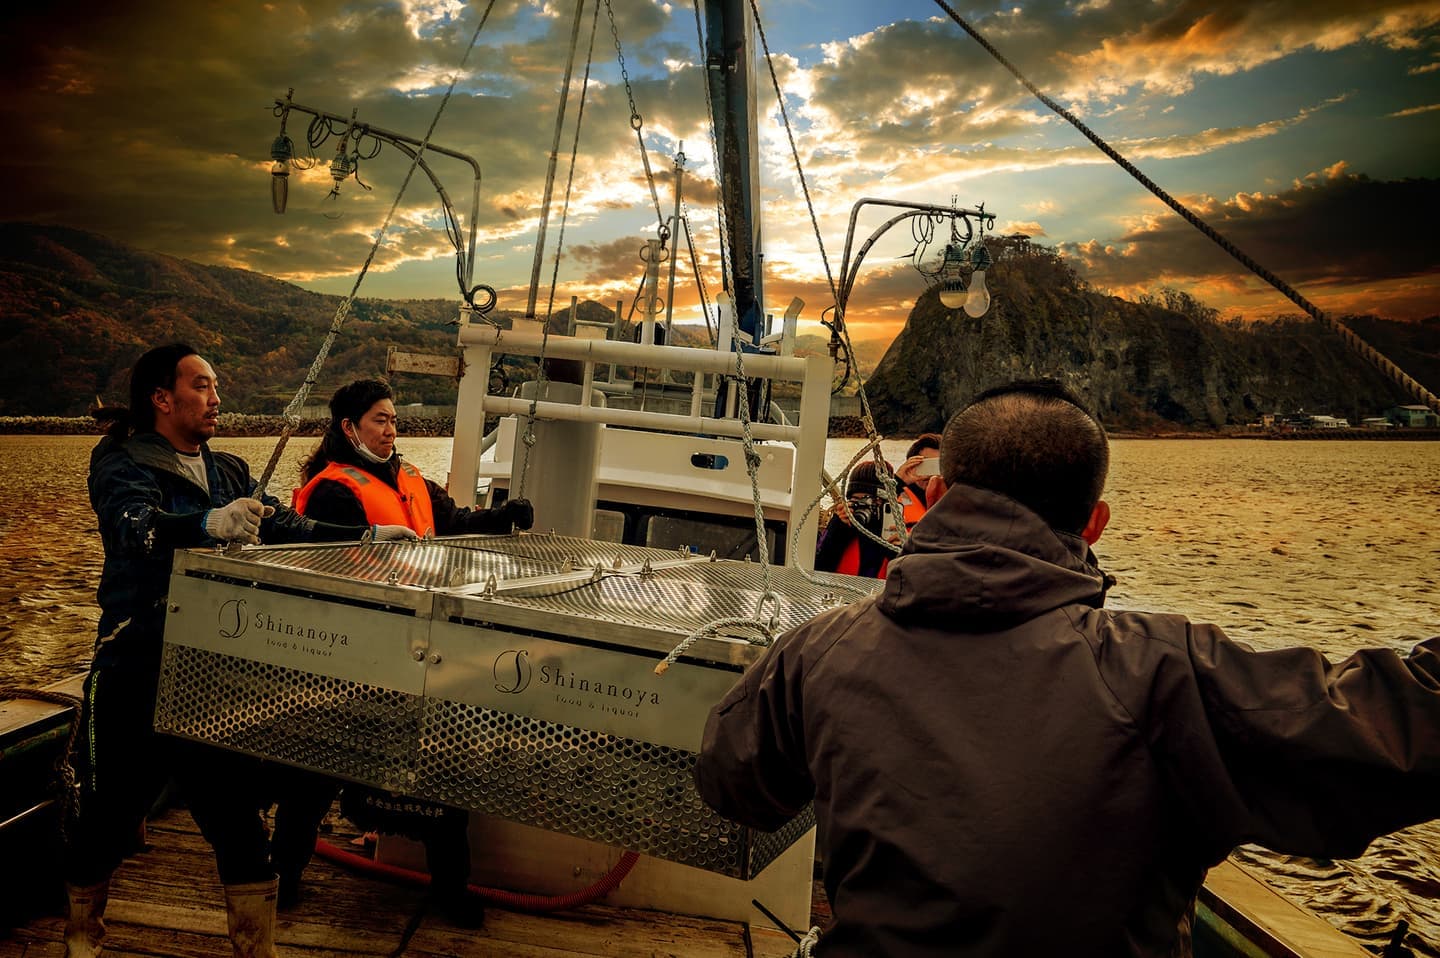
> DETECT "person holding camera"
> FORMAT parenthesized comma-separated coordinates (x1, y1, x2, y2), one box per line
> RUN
(894, 432, 942, 530)
(815, 460, 902, 578)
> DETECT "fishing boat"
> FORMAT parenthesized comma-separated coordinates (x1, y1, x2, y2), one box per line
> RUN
(2, 1, 1430, 956)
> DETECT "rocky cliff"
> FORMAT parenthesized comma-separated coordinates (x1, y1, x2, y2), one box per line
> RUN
(862, 237, 1440, 434)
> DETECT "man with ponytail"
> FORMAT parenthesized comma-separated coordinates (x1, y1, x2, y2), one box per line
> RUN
(71, 345, 416, 958)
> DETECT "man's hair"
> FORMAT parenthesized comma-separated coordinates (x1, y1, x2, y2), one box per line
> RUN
(301, 379, 395, 482)
(905, 433, 941, 460)
(93, 343, 199, 439)
(939, 380, 1108, 534)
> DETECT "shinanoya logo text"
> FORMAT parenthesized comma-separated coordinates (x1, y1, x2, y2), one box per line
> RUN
(539, 664, 660, 707)
(217, 597, 349, 652)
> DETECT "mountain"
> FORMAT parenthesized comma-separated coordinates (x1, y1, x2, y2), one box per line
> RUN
(2, 224, 1436, 427)
(862, 236, 1440, 434)
(0, 223, 494, 415)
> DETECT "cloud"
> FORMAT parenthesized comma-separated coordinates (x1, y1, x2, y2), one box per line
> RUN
(1388, 102, 1440, 117)
(1059, 163, 1440, 318)
(1054, 1, 1440, 101)
(1, 0, 1437, 338)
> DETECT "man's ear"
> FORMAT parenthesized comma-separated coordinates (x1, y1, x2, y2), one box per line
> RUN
(1081, 499, 1110, 545)
(924, 475, 947, 508)
(151, 387, 170, 415)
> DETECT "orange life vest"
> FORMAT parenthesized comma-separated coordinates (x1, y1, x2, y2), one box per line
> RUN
(293, 461, 436, 537)
(835, 538, 890, 579)
(899, 487, 927, 529)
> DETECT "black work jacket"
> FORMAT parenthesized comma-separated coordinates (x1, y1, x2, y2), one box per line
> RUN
(88, 431, 355, 671)
(696, 482, 1440, 957)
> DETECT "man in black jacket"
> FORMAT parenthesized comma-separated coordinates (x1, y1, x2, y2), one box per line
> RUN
(696, 380, 1440, 957)
(69, 344, 415, 958)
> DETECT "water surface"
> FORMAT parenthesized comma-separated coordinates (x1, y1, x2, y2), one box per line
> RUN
(1, 434, 1436, 954)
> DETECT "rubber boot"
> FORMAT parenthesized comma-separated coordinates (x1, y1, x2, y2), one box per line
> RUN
(63, 879, 109, 958)
(223, 877, 280, 958)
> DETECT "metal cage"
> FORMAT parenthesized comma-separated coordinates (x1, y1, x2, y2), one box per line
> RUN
(155, 534, 876, 878)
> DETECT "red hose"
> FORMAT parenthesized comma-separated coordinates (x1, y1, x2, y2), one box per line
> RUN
(313, 838, 641, 912)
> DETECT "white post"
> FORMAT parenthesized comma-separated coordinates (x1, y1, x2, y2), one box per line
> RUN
(449, 340, 497, 507)
(790, 354, 832, 571)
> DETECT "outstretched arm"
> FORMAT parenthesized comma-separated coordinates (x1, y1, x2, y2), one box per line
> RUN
(695, 632, 816, 832)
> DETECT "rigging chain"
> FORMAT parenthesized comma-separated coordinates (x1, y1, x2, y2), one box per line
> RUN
(251, 0, 501, 499)
(603, 0, 669, 246)
(929, 0, 1440, 415)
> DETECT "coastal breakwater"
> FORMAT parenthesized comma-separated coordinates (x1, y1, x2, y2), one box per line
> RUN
(0, 415, 459, 437)
(3, 415, 1437, 441)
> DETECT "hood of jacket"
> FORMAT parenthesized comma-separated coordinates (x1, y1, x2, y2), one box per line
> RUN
(878, 482, 1111, 631)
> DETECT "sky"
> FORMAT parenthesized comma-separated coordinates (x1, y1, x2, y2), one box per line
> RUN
(4, 0, 1440, 344)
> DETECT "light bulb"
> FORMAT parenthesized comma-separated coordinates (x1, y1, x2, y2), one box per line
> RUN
(270, 160, 289, 214)
(320, 186, 344, 220)
(938, 281, 968, 309)
(963, 270, 990, 318)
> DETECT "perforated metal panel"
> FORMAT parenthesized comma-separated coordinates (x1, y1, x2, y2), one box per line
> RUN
(156, 535, 876, 877)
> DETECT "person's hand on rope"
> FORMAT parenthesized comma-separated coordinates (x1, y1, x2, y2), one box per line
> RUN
(500, 498, 535, 531)
(370, 524, 419, 542)
(203, 498, 273, 545)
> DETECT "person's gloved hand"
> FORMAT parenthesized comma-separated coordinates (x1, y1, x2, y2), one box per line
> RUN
(371, 524, 419, 542)
(500, 498, 534, 531)
(203, 498, 272, 544)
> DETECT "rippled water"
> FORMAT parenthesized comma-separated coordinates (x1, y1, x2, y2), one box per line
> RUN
(2, 434, 1437, 954)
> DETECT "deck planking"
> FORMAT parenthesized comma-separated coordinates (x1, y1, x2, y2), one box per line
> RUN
(2, 807, 801, 958)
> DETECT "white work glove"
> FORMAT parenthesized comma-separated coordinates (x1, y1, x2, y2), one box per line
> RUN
(203, 498, 273, 545)
(369, 524, 419, 542)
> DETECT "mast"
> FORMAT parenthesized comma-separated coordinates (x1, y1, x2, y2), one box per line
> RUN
(702, 0, 764, 347)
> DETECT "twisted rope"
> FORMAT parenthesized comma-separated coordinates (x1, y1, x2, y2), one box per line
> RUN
(0, 686, 85, 827)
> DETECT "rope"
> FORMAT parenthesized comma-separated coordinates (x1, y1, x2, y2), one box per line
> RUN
(0, 686, 85, 830)
(540, 0, 602, 331)
(682, 211, 718, 346)
(252, 0, 501, 498)
(748, 0, 908, 565)
(749, 0, 838, 307)
(792, 926, 823, 957)
(525, 0, 591, 321)
(929, 0, 1440, 416)
(653, 344, 783, 675)
(515, 0, 602, 502)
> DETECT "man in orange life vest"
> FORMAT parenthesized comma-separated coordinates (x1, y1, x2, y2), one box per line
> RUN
(271, 378, 533, 923)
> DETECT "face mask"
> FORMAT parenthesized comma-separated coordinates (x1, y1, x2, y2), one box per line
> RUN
(345, 423, 394, 464)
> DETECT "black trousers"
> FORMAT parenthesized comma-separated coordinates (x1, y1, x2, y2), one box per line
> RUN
(63, 663, 273, 887)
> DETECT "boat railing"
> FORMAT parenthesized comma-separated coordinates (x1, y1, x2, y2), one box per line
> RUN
(449, 319, 833, 569)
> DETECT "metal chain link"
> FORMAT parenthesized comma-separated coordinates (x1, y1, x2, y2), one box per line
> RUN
(604, 0, 669, 245)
